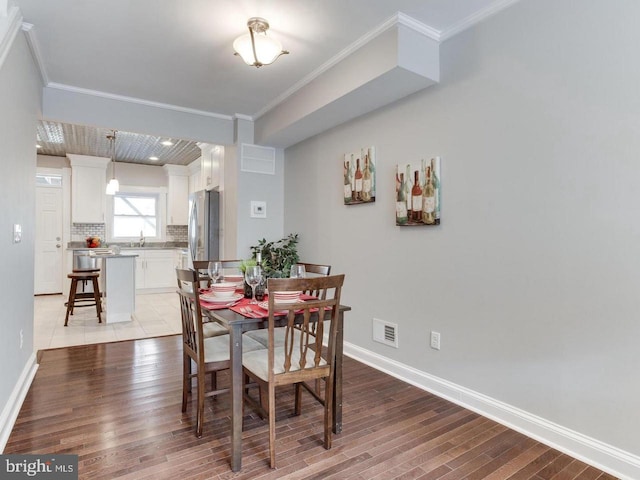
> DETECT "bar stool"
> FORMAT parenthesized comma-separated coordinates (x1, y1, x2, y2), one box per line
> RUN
(64, 271, 102, 326)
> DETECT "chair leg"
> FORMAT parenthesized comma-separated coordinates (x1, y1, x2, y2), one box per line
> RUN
(64, 279, 78, 326)
(324, 375, 334, 450)
(91, 276, 102, 322)
(182, 353, 189, 412)
(196, 365, 205, 438)
(268, 383, 277, 469)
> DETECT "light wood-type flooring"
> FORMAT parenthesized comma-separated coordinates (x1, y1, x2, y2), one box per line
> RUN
(5, 335, 618, 480)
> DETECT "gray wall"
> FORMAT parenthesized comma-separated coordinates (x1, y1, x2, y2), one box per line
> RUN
(284, 0, 640, 462)
(0, 30, 42, 439)
(235, 148, 285, 259)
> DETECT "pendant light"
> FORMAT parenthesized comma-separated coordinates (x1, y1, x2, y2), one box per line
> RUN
(105, 131, 119, 195)
(233, 17, 289, 68)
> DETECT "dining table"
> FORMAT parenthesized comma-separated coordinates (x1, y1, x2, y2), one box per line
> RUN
(201, 295, 351, 472)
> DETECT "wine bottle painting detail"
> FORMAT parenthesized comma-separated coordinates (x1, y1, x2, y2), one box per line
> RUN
(396, 157, 441, 226)
(343, 147, 376, 205)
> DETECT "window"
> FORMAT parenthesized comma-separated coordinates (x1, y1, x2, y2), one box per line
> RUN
(35, 173, 62, 187)
(112, 192, 160, 239)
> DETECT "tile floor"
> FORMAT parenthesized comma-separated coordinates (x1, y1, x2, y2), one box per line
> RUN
(33, 292, 182, 350)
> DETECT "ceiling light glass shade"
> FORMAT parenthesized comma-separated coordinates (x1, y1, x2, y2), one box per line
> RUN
(233, 33, 284, 66)
(233, 17, 288, 67)
(106, 178, 119, 195)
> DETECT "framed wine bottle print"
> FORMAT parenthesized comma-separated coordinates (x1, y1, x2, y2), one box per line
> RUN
(343, 146, 376, 205)
(395, 157, 440, 226)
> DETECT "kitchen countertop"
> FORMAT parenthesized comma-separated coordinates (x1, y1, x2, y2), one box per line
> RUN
(67, 242, 187, 251)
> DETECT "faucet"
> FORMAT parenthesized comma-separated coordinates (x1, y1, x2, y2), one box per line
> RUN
(139, 230, 145, 247)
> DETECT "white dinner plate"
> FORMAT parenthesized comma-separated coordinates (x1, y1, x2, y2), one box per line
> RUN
(258, 301, 287, 311)
(258, 299, 301, 310)
(201, 293, 243, 303)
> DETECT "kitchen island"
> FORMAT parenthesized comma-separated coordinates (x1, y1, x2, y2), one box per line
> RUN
(92, 252, 138, 323)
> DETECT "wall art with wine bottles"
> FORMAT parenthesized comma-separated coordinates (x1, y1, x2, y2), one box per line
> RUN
(343, 146, 376, 205)
(395, 157, 441, 226)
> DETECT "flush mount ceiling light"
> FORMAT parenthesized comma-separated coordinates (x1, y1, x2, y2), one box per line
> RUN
(105, 131, 119, 195)
(233, 17, 289, 68)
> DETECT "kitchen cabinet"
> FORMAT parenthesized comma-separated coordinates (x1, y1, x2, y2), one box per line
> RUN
(127, 249, 176, 291)
(197, 143, 222, 191)
(164, 165, 189, 225)
(174, 249, 189, 269)
(68, 155, 110, 223)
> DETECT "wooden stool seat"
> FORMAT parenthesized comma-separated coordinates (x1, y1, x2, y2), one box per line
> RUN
(64, 271, 102, 326)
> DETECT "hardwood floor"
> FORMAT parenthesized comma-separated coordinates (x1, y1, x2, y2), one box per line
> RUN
(5, 336, 618, 479)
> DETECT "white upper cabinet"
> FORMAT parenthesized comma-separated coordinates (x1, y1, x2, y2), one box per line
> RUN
(68, 155, 110, 224)
(197, 143, 223, 191)
(163, 165, 189, 225)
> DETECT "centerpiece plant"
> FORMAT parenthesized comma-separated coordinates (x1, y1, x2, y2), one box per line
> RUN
(240, 234, 299, 298)
(250, 233, 299, 278)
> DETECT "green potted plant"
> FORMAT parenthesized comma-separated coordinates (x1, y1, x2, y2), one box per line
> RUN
(239, 234, 299, 298)
(250, 233, 299, 279)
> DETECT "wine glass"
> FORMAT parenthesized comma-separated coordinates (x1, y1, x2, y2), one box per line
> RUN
(245, 265, 263, 304)
(290, 264, 306, 279)
(208, 261, 222, 285)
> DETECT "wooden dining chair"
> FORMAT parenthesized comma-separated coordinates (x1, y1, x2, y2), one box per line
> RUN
(176, 268, 263, 437)
(192, 259, 243, 287)
(242, 274, 345, 469)
(245, 262, 332, 348)
(297, 262, 331, 276)
(297, 262, 331, 298)
(191, 259, 243, 337)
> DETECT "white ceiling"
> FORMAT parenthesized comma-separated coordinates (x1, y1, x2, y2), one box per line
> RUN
(13, 0, 517, 163)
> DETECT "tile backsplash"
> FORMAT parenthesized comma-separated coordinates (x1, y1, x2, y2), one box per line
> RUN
(72, 223, 105, 241)
(70, 223, 187, 243)
(167, 225, 188, 242)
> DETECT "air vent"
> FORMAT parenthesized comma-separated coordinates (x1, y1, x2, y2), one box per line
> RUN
(241, 143, 275, 175)
(373, 318, 398, 348)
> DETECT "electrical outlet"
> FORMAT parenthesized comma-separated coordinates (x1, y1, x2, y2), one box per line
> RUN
(430, 331, 441, 350)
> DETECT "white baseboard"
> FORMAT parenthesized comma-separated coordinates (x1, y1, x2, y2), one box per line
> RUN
(0, 353, 38, 452)
(343, 341, 640, 480)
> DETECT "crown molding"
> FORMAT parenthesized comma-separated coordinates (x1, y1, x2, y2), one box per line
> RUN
(162, 164, 189, 176)
(440, 0, 523, 41)
(21, 22, 49, 85)
(253, 12, 430, 120)
(233, 113, 254, 122)
(255, 2, 522, 120)
(396, 12, 441, 41)
(46, 82, 234, 121)
(0, 6, 22, 70)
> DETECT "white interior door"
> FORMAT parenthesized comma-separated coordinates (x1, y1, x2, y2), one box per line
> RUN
(35, 186, 63, 294)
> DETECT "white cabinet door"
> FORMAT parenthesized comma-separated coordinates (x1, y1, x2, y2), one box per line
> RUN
(143, 250, 176, 289)
(72, 166, 106, 223)
(68, 155, 110, 223)
(126, 250, 145, 289)
(198, 143, 222, 191)
(124, 249, 177, 290)
(167, 174, 189, 225)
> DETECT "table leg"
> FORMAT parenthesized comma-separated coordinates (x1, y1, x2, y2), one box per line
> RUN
(333, 312, 343, 434)
(229, 324, 243, 472)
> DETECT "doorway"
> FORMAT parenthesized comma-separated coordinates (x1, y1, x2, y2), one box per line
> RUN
(34, 173, 63, 294)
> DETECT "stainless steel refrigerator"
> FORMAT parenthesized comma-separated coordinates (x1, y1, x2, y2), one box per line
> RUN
(188, 190, 220, 261)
